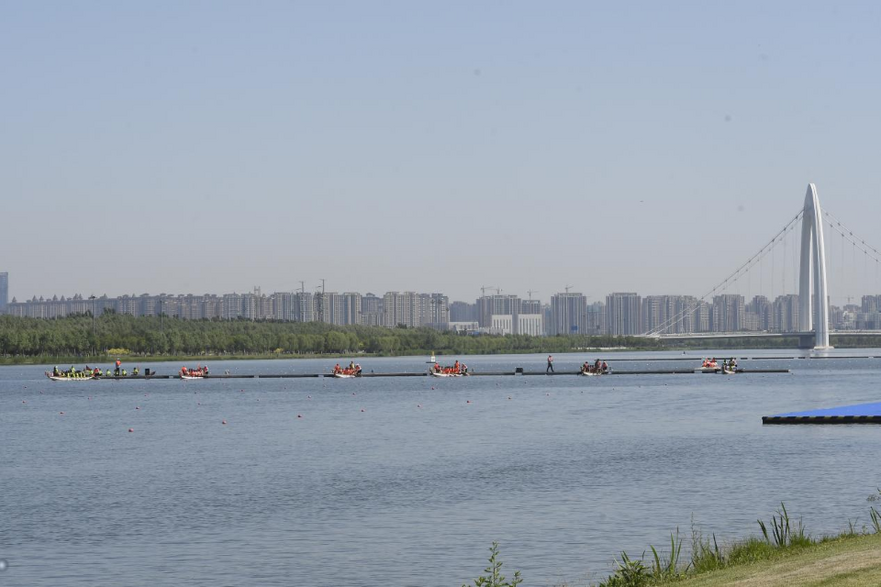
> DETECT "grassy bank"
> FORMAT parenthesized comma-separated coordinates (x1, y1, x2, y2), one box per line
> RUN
(593, 503, 881, 587)
(674, 533, 881, 586)
(464, 503, 881, 587)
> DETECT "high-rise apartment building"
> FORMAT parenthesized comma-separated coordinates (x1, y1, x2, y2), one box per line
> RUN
(606, 292, 641, 336)
(450, 301, 477, 322)
(640, 295, 705, 334)
(770, 294, 799, 332)
(382, 292, 448, 328)
(0, 272, 8, 314)
(550, 292, 588, 335)
(711, 294, 745, 332)
(746, 295, 771, 331)
(342, 293, 362, 325)
(360, 293, 383, 326)
(476, 295, 521, 328)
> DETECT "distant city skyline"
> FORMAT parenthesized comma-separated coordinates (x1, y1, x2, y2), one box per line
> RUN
(7, 282, 881, 336)
(3, 3, 881, 301)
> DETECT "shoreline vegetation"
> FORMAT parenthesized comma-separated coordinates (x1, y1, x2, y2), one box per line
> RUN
(3, 314, 881, 367)
(464, 501, 881, 587)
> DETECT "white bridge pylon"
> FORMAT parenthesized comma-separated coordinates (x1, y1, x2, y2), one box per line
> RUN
(799, 183, 832, 349)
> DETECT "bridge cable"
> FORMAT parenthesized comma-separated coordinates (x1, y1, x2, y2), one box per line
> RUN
(643, 210, 804, 337)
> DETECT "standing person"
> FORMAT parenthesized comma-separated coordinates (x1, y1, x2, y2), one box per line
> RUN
(547, 355, 554, 373)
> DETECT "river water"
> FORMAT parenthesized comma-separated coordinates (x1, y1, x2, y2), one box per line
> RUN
(2, 350, 880, 586)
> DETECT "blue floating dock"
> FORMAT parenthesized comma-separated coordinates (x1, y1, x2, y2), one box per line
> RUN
(763, 401, 881, 425)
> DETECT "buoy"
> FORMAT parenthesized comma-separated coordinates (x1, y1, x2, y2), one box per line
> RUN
(352, 392, 356, 396)
(135, 406, 140, 410)
(307, 395, 312, 399)
(360, 408, 365, 412)
(297, 414, 303, 419)
(466, 400, 471, 404)
(417, 404, 422, 408)
(128, 428, 134, 433)
(507, 397, 512, 400)
(222, 420, 227, 425)
(431, 387, 435, 390)
(59, 411, 64, 415)
(22, 400, 26, 404)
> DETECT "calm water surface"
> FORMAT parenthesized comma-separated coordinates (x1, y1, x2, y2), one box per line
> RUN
(2, 350, 881, 586)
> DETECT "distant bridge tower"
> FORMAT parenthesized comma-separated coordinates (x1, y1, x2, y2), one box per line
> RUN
(798, 183, 832, 349)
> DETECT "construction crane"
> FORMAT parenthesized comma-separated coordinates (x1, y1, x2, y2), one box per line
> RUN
(527, 290, 539, 300)
(480, 285, 495, 297)
(564, 284, 574, 294)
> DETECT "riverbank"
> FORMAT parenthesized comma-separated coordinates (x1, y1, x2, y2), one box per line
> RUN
(586, 503, 881, 587)
(672, 533, 881, 586)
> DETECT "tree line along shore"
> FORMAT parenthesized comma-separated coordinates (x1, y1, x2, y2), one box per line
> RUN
(2, 314, 881, 364)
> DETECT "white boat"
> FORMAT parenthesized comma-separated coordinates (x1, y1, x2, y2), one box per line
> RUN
(332, 372, 359, 379)
(431, 371, 462, 377)
(46, 373, 96, 381)
(721, 368, 736, 375)
(579, 370, 607, 377)
(180, 374, 205, 380)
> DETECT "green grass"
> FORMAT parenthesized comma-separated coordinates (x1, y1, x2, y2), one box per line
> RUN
(592, 503, 881, 587)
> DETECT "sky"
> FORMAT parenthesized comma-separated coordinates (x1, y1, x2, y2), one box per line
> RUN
(2, 1, 881, 305)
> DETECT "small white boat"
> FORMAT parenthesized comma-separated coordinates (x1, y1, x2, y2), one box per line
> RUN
(333, 372, 358, 379)
(579, 370, 607, 377)
(721, 368, 736, 375)
(180, 374, 205, 380)
(430, 370, 466, 377)
(46, 373, 96, 381)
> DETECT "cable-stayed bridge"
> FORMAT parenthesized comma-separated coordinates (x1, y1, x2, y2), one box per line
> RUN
(640, 183, 881, 349)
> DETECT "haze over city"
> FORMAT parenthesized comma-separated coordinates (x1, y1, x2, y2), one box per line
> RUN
(3, 1, 881, 302)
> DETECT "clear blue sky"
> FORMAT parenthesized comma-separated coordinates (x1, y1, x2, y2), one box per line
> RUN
(3, 1, 881, 304)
